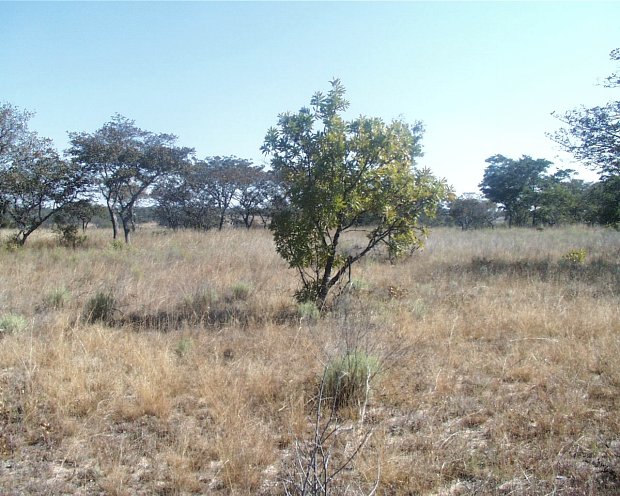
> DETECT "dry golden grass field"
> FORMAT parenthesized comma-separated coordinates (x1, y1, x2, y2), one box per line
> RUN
(0, 225, 619, 495)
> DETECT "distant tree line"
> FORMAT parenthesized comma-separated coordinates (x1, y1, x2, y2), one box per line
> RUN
(477, 154, 599, 228)
(0, 109, 281, 244)
(1, 49, 618, 246)
(441, 48, 619, 230)
(151, 156, 280, 231)
(431, 158, 612, 230)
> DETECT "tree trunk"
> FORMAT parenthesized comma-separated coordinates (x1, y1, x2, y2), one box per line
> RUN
(107, 202, 119, 239)
(120, 211, 132, 244)
(15, 233, 27, 246)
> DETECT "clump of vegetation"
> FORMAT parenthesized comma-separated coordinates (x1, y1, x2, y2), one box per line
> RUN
(174, 338, 192, 358)
(84, 291, 117, 324)
(562, 248, 587, 264)
(229, 282, 252, 301)
(110, 239, 126, 251)
(348, 278, 369, 293)
(0, 314, 27, 334)
(44, 287, 71, 309)
(54, 223, 87, 249)
(323, 350, 379, 411)
(3, 236, 22, 252)
(298, 301, 320, 323)
(181, 287, 219, 322)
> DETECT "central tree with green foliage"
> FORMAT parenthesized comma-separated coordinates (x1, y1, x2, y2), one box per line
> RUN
(262, 80, 450, 305)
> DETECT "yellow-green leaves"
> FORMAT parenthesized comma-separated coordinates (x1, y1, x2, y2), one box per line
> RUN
(263, 81, 451, 304)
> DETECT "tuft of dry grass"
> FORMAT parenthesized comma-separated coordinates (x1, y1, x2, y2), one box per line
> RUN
(0, 225, 618, 494)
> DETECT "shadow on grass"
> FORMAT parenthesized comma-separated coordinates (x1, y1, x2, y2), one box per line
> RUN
(461, 257, 620, 289)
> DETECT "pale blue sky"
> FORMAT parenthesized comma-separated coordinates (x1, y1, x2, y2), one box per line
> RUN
(2, 1, 618, 193)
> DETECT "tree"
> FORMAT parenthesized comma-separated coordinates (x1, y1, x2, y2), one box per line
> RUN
(0, 103, 32, 162)
(153, 156, 271, 231)
(0, 140, 90, 245)
(552, 101, 620, 179)
(233, 166, 275, 229)
(584, 176, 620, 226)
(0, 104, 90, 245)
(54, 199, 101, 231)
(449, 194, 498, 230)
(551, 48, 620, 225)
(200, 156, 256, 230)
(0, 103, 30, 227)
(554, 46, 619, 178)
(535, 177, 590, 226)
(262, 80, 451, 305)
(479, 155, 553, 227)
(152, 168, 200, 230)
(68, 115, 193, 243)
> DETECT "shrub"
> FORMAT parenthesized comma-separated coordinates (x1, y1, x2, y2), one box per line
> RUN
(110, 240, 125, 251)
(44, 287, 71, 309)
(54, 223, 87, 248)
(84, 291, 117, 324)
(349, 278, 369, 292)
(230, 282, 252, 301)
(562, 248, 587, 264)
(175, 338, 192, 358)
(0, 314, 27, 334)
(298, 302, 320, 323)
(323, 350, 379, 411)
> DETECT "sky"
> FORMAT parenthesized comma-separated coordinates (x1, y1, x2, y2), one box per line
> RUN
(1, 1, 619, 194)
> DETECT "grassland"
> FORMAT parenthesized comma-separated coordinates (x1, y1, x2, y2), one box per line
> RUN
(0, 225, 618, 495)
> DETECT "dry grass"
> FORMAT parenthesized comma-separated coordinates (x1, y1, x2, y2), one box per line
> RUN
(0, 225, 618, 495)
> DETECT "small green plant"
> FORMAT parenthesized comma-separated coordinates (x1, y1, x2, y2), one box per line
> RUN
(44, 287, 71, 309)
(562, 248, 587, 264)
(349, 278, 369, 292)
(110, 240, 125, 251)
(0, 314, 27, 334)
(175, 338, 192, 358)
(84, 291, 117, 323)
(230, 282, 252, 301)
(323, 350, 379, 411)
(298, 301, 320, 322)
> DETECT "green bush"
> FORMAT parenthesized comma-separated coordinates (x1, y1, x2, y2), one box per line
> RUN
(349, 278, 369, 292)
(44, 287, 71, 309)
(230, 282, 252, 301)
(562, 248, 587, 264)
(84, 291, 117, 323)
(298, 301, 320, 322)
(0, 314, 27, 334)
(110, 240, 125, 251)
(54, 224, 87, 248)
(323, 351, 379, 410)
(175, 338, 192, 358)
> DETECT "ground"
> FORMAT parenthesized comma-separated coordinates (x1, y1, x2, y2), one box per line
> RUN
(0, 226, 618, 495)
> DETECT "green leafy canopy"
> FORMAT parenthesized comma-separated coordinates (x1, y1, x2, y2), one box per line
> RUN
(262, 80, 451, 304)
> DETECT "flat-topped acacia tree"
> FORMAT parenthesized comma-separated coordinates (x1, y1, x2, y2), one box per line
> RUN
(68, 115, 194, 243)
(261, 80, 451, 305)
(0, 103, 90, 245)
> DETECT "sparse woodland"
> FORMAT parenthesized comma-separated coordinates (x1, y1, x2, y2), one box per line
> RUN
(1, 53, 619, 495)
(0, 226, 618, 495)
